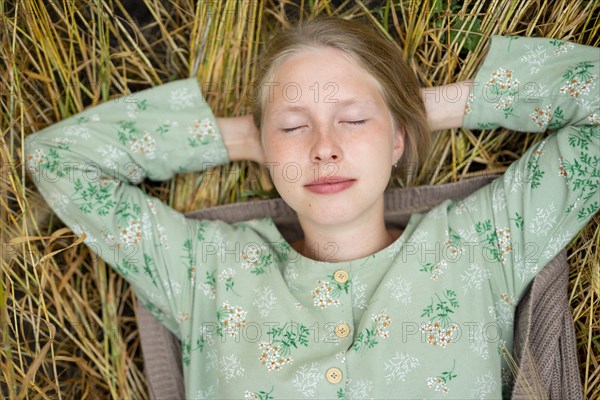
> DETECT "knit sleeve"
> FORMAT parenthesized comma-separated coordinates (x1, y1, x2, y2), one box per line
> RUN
(24, 78, 230, 336)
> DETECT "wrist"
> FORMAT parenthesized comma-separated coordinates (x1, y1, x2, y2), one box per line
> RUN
(217, 115, 263, 163)
(421, 80, 473, 131)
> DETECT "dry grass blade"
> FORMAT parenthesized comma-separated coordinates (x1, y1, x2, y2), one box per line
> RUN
(1, 0, 598, 398)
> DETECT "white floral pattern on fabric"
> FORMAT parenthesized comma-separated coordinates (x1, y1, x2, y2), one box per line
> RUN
(118, 219, 142, 244)
(253, 286, 278, 318)
(385, 276, 413, 305)
(468, 323, 490, 360)
(188, 117, 220, 147)
(461, 263, 491, 293)
(421, 322, 459, 349)
(484, 67, 520, 117)
(219, 354, 245, 382)
(311, 274, 348, 309)
(169, 87, 198, 111)
(258, 341, 293, 372)
(345, 378, 374, 400)
(470, 370, 499, 399)
(194, 385, 215, 400)
(311, 279, 340, 308)
(559, 62, 597, 98)
(383, 352, 420, 384)
(217, 302, 248, 338)
(292, 362, 321, 397)
(551, 39, 575, 56)
(530, 104, 554, 128)
(427, 360, 458, 396)
(129, 131, 156, 159)
(520, 44, 549, 74)
(350, 273, 368, 310)
(25, 148, 46, 174)
(352, 310, 392, 354)
(64, 122, 91, 139)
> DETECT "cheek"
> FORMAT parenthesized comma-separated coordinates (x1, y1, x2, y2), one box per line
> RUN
(262, 133, 288, 160)
(351, 134, 394, 165)
(262, 140, 300, 188)
(264, 139, 305, 174)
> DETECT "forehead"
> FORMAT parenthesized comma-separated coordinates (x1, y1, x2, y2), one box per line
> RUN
(265, 47, 385, 113)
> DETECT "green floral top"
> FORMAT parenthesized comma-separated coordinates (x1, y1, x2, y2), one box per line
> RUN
(25, 36, 599, 399)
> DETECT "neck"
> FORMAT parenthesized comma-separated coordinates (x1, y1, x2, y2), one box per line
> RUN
(293, 197, 399, 262)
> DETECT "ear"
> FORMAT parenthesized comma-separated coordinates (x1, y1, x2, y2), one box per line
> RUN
(392, 126, 406, 166)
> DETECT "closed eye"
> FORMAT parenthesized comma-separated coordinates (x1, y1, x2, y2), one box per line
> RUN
(282, 120, 367, 132)
(281, 126, 305, 133)
(345, 120, 367, 125)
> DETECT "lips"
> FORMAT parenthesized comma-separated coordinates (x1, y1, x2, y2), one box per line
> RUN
(304, 177, 356, 194)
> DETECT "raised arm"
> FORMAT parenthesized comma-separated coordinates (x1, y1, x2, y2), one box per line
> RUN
(445, 36, 598, 300)
(24, 78, 255, 335)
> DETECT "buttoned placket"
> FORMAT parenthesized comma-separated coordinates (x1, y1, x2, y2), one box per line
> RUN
(323, 268, 353, 392)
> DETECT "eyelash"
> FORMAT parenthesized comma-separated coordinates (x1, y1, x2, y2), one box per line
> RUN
(281, 120, 367, 133)
(347, 120, 367, 126)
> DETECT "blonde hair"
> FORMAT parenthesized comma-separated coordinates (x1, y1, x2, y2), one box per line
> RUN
(250, 16, 431, 184)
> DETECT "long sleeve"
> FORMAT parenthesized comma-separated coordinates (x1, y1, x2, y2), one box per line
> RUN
(24, 78, 230, 336)
(458, 36, 599, 300)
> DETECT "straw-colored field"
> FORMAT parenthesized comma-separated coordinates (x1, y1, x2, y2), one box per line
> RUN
(1, 0, 598, 398)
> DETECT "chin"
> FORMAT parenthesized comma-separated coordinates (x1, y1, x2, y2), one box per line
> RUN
(277, 185, 385, 226)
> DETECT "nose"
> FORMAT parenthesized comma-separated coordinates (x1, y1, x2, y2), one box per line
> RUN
(310, 126, 342, 162)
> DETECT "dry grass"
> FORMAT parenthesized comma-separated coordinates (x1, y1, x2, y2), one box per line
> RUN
(1, 0, 598, 398)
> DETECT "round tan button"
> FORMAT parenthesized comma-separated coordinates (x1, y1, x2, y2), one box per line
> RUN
(334, 323, 351, 338)
(333, 269, 349, 284)
(325, 367, 343, 384)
